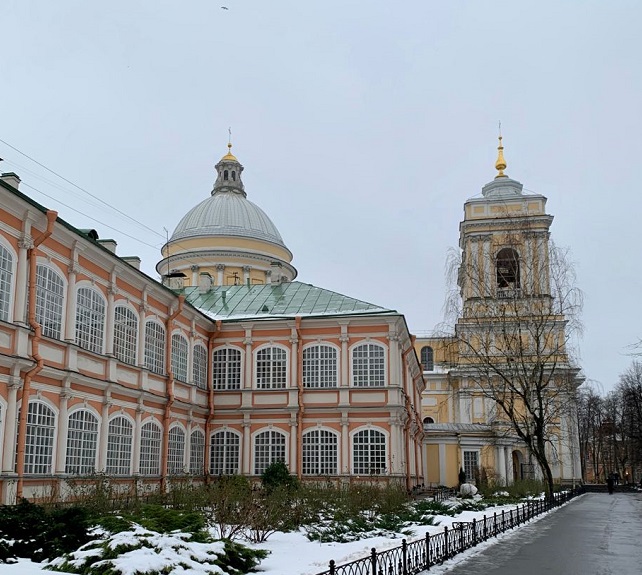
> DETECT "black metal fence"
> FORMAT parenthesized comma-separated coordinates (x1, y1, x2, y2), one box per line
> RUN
(318, 487, 583, 575)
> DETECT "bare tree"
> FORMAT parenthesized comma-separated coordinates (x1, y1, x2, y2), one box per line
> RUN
(442, 219, 583, 498)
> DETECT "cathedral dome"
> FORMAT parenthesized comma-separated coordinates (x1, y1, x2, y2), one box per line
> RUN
(170, 192, 286, 247)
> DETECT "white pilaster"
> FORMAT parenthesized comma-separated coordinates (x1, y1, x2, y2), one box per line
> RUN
(2, 380, 20, 472)
(55, 390, 70, 473)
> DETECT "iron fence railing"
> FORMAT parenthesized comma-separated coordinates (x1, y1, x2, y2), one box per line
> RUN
(318, 487, 583, 575)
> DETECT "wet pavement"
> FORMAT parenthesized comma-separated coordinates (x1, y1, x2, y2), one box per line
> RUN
(439, 492, 642, 575)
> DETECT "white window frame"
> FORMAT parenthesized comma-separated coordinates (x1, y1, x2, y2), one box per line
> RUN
(192, 343, 208, 389)
(23, 400, 57, 475)
(351, 427, 388, 475)
(302, 428, 339, 475)
(35, 261, 66, 340)
(351, 341, 387, 388)
(189, 429, 205, 474)
(420, 346, 434, 371)
(0, 240, 16, 323)
(106, 415, 133, 476)
(212, 346, 242, 390)
(113, 303, 138, 365)
(75, 283, 106, 354)
(144, 319, 166, 375)
(253, 428, 288, 475)
(167, 425, 186, 475)
(65, 408, 99, 475)
(462, 449, 480, 484)
(210, 429, 241, 475)
(171, 332, 189, 382)
(139, 419, 162, 475)
(254, 345, 288, 390)
(302, 343, 338, 388)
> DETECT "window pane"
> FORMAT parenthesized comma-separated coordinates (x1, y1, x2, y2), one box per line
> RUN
(352, 429, 386, 475)
(106, 416, 132, 476)
(213, 348, 241, 390)
(302, 429, 337, 475)
(352, 344, 385, 387)
(167, 427, 186, 474)
(35, 264, 64, 339)
(144, 321, 166, 375)
(256, 347, 287, 389)
(75, 287, 105, 353)
(0, 244, 13, 321)
(24, 402, 55, 474)
(210, 431, 240, 475)
(140, 422, 162, 475)
(193, 345, 208, 389)
(303, 345, 337, 388)
(171, 334, 188, 382)
(189, 430, 205, 474)
(254, 430, 286, 475)
(66, 410, 98, 474)
(113, 306, 138, 365)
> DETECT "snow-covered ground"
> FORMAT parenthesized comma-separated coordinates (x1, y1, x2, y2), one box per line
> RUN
(0, 501, 558, 575)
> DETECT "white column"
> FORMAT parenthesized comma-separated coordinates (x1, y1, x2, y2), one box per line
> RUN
(243, 331, 253, 390)
(341, 414, 349, 474)
(184, 420, 192, 473)
(438, 443, 447, 486)
(216, 264, 225, 286)
(132, 407, 142, 474)
(482, 236, 491, 297)
(289, 418, 297, 473)
(2, 380, 20, 472)
(242, 266, 251, 285)
(98, 400, 111, 472)
(496, 445, 507, 485)
(389, 421, 400, 474)
(388, 330, 400, 387)
(505, 447, 513, 484)
(339, 329, 349, 387)
(190, 265, 199, 287)
(137, 303, 147, 367)
(105, 287, 116, 356)
(265, 270, 272, 285)
(187, 326, 195, 385)
(65, 265, 78, 342)
(242, 420, 251, 474)
(13, 236, 31, 324)
(55, 390, 70, 473)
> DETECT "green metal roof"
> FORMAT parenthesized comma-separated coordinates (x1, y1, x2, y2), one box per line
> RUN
(180, 281, 395, 321)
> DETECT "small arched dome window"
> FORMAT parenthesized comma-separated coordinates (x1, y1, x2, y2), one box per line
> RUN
(223, 170, 229, 181)
(496, 248, 520, 289)
(232, 171, 236, 181)
(420, 346, 434, 371)
(423, 416, 435, 424)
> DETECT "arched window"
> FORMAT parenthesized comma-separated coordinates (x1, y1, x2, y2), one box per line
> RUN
(423, 416, 435, 425)
(231, 171, 236, 181)
(75, 286, 106, 353)
(66, 410, 98, 474)
(352, 429, 386, 475)
(24, 402, 55, 474)
(0, 243, 14, 321)
(189, 429, 205, 474)
(35, 264, 65, 339)
(106, 416, 132, 476)
(210, 430, 240, 475)
(496, 248, 520, 289)
(144, 320, 166, 375)
(420, 346, 434, 371)
(213, 347, 241, 390)
(171, 334, 188, 382)
(140, 421, 162, 475)
(113, 305, 138, 365)
(256, 347, 287, 389)
(254, 430, 286, 475)
(303, 344, 338, 388)
(302, 429, 338, 475)
(167, 426, 185, 475)
(352, 343, 385, 387)
(223, 170, 229, 181)
(192, 344, 208, 389)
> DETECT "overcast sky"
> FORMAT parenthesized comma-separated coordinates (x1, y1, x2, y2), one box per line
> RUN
(1, 1, 641, 392)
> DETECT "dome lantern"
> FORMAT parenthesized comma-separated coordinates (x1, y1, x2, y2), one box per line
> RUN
(213, 143, 245, 197)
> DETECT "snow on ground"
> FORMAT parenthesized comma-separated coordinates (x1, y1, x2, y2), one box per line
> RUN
(0, 501, 560, 575)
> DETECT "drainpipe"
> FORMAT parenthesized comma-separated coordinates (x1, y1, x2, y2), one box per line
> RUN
(401, 345, 414, 491)
(295, 316, 304, 480)
(160, 295, 184, 492)
(16, 210, 58, 499)
(204, 320, 221, 481)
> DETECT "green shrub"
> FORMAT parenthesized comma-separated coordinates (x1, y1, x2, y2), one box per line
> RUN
(260, 461, 299, 492)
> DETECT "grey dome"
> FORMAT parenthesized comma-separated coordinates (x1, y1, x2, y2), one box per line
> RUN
(170, 192, 286, 247)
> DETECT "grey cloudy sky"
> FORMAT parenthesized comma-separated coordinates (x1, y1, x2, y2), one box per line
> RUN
(1, 1, 641, 392)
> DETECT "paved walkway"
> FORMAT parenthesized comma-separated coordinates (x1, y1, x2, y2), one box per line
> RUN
(440, 492, 642, 575)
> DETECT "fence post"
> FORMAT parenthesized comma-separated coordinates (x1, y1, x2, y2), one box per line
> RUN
(459, 522, 464, 551)
(444, 526, 449, 558)
(501, 509, 505, 532)
(329, 559, 335, 575)
(402, 538, 408, 575)
(425, 532, 431, 570)
(371, 547, 377, 575)
(483, 514, 487, 540)
(493, 512, 497, 536)
(472, 517, 477, 546)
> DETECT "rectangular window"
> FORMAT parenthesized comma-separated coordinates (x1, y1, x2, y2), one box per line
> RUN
(463, 450, 479, 484)
(213, 347, 241, 390)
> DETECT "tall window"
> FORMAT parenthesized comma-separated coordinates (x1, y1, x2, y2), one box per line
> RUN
(210, 430, 240, 475)
(420, 346, 434, 371)
(65, 410, 98, 474)
(303, 345, 337, 388)
(352, 343, 385, 387)
(171, 334, 188, 382)
(352, 429, 386, 475)
(189, 429, 205, 474)
(193, 344, 208, 389)
(167, 426, 185, 475)
(75, 286, 105, 354)
(0, 244, 13, 321)
(256, 347, 287, 389)
(24, 402, 55, 474)
(139, 421, 162, 475)
(254, 430, 286, 474)
(113, 305, 138, 365)
(496, 248, 520, 289)
(213, 347, 241, 390)
(463, 450, 479, 484)
(106, 416, 132, 475)
(144, 321, 166, 375)
(302, 429, 338, 475)
(35, 264, 65, 339)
